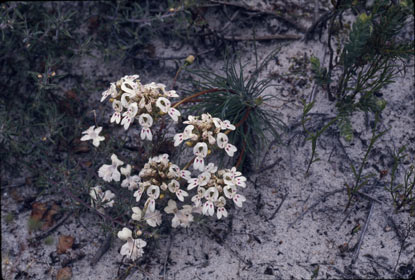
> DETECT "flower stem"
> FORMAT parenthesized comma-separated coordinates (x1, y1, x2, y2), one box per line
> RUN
(172, 88, 237, 109)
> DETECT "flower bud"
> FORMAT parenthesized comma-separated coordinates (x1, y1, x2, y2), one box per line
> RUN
(185, 55, 195, 65)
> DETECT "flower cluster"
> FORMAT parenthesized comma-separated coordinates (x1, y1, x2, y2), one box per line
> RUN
(125, 154, 190, 229)
(82, 75, 250, 263)
(174, 113, 237, 171)
(187, 164, 246, 219)
(100, 75, 181, 140)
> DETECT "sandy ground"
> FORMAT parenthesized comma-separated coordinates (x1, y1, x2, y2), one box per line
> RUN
(2, 1, 414, 279)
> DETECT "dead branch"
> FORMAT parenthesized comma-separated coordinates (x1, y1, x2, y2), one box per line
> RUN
(351, 202, 375, 265)
(210, 0, 307, 33)
(31, 210, 73, 241)
(267, 193, 288, 222)
(222, 34, 302, 41)
(90, 232, 112, 266)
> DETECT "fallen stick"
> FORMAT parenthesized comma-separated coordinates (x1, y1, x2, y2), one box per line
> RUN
(210, 0, 307, 33)
(222, 34, 302, 41)
(351, 202, 375, 265)
(267, 194, 288, 221)
(31, 210, 73, 241)
(90, 232, 112, 266)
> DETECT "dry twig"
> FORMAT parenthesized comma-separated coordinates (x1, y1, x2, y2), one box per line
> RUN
(351, 202, 375, 265)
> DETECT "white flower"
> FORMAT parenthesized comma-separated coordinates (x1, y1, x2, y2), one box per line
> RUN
(183, 115, 197, 125)
(111, 100, 123, 124)
(224, 143, 237, 157)
(120, 103, 138, 130)
(121, 79, 140, 95)
(133, 185, 145, 202)
(156, 97, 181, 122)
(224, 185, 246, 207)
(164, 199, 178, 214)
(164, 200, 193, 228)
(221, 120, 236, 131)
(98, 154, 124, 182)
(215, 196, 228, 219)
(131, 207, 142, 221)
(167, 164, 181, 178)
(144, 210, 162, 227)
(81, 126, 105, 147)
(102, 190, 115, 207)
(121, 165, 140, 190)
(138, 96, 152, 113)
(120, 238, 147, 261)
(145, 185, 160, 212)
(180, 170, 192, 181)
(90, 186, 114, 208)
(216, 133, 228, 149)
(121, 74, 140, 83)
(203, 131, 216, 145)
(101, 83, 117, 102)
(138, 113, 153, 141)
(117, 227, 132, 241)
(202, 187, 218, 216)
(174, 125, 197, 146)
(156, 97, 170, 112)
(193, 142, 208, 171)
(187, 171, 211, 190)
(191, 187, 206, 207)
(204, 163, 218, 174)
(168, 179, 188, 202)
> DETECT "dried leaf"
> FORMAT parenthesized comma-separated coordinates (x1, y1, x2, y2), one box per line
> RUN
(80, 161, 92, 169)
(57, 235, 74, 255)
(31, 202, 48, 222)
(41, 203, 60, 231)
(72, 139, 90, 153)
(56, 267, 72, 280)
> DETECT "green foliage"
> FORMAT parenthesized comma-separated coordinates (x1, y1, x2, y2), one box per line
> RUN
(301, 100, 339, 175)
(386, 146, 415, 213)
(344, 112, 388, 209)
(310, 56, 329, 87)
(44, 236, 54, 246)
(304, 0, 413, 174)
(185, 49, 286, 169)
(27, 217, 42, 232)
(342, 12, 372, 68)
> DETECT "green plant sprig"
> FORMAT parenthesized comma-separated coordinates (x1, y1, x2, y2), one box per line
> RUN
(386, 146, 415, 213)
(344, 112, 388, 210)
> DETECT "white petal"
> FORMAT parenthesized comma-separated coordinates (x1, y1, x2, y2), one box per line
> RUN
(187, 178, 199, 190)
(193, 156, 205, 172)
(141, 127, 152, 141)
(233, 194, 246, 207)
(173, 133, 184, 146)
(168, 107, 181, 122)
(117, 227, 132, 240)
(216, 133, 228, 149)
(224, 143, 237, 157)
(180, 170, 191, 180)
(138, 113, 153, 127)
(193, 142, 208, 157)
(156, 97, 170, 113)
